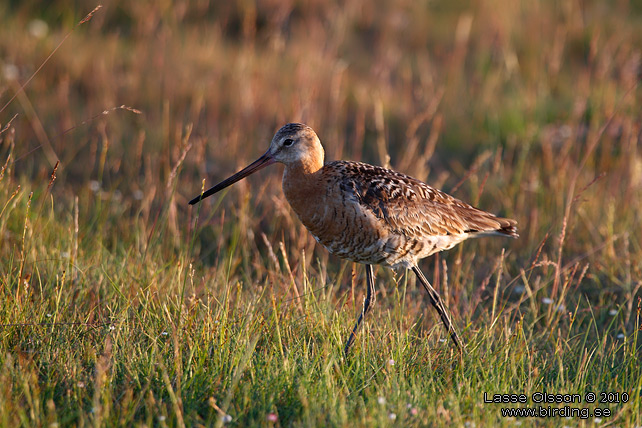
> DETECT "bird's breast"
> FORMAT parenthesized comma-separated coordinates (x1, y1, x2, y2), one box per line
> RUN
(282, 168, 420, 268)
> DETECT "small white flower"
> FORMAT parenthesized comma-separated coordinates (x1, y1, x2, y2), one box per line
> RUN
(609, 309, 618, 316)
(158, 415, 166, 421)
(438, 338, 446, 343)
(133, 190, 144, 200)
(514, 285, 525, 294)
(3, 64, 18, 80)
(406, 403, 412, 409)
(541, 297, 553, 305)
(28, 19, 49, 39)
(388, 359, 395, 366)
(61, 251, 70, 259)
(222, 414, 232, 423)
(377, 396, 386, 405)
(388, 413, 396, 420)
(616, 333, 625, 339)
(46, 314, 52, 318)
(161, 331, 169, 336)
(77, 381, 85, 388)
(109, 325, 116, 331)
(89, 181, 101, 192)
(594, 418, 602, 423)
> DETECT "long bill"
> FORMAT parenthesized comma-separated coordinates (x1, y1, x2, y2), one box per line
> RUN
(189, 151, 275, 205)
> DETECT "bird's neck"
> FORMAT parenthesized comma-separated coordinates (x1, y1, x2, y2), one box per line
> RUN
(286, 155, 323, 175)
(282, 158, 325, 215)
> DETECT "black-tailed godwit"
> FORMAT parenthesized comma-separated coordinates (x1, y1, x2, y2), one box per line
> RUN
(189, 123, 518, 354)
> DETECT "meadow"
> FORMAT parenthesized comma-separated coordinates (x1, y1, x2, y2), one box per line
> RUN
(0, 0, 641, 426)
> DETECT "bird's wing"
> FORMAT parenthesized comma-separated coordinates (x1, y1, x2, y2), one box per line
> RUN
(331, 161, 516, 239)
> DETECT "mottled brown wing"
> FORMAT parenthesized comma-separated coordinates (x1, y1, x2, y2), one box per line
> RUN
(333, 161, 517, 240)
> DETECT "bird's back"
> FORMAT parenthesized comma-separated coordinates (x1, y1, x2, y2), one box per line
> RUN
(283, 160, 517, 269)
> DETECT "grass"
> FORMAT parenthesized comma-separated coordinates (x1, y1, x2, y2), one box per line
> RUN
(1, 0, 641, 426)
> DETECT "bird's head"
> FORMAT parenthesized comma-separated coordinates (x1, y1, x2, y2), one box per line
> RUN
(189, 123, 324, 205)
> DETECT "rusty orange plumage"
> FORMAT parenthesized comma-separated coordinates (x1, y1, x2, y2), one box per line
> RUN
(190, 123, 518, 354)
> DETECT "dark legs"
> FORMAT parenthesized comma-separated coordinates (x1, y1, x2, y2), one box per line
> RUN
(343, 264, 375, 355)
(412, 265, 463, 351)
(343, 264, 463, 355)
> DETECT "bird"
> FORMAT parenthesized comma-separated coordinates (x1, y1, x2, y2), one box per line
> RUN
(189, 123, 518, 355)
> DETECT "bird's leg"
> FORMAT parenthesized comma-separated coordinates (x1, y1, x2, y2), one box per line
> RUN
(412, 265, 463, 351)
(343, 264, 376, 355)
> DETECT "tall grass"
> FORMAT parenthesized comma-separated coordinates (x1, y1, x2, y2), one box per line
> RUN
(1, 0, 641, 426)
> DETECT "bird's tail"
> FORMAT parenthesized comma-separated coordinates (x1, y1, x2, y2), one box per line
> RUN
(476, 217, 518, 238)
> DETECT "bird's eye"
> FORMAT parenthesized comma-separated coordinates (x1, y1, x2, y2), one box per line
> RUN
(283, 138, 294, 147)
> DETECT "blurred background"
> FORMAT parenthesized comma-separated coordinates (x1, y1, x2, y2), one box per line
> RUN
(1, 0, 641, 309)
